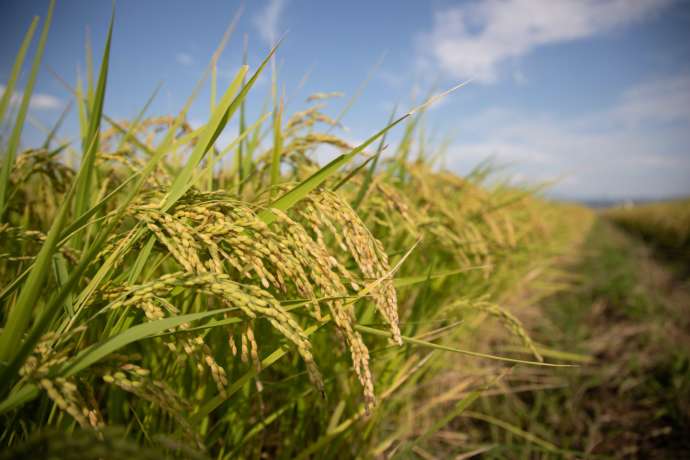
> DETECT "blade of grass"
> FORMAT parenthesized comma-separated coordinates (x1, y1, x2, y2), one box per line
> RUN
(0, 0, 54, 219)
(189, 112, 271, 191)
(161, 65, 247, 209)
(75, 73, 88, 150)
(41, 100, 72, 149)
(269, 94, 283, 198)
(162, 41, 279, 211)
(0, 16, 39, 126)
(354, 325, 576, 367)
(393, 265, 490, 288)
(115, 82, 161, 151)
(461, 411, 561, 454)
(352, 105, 396, 208)
(331, 152, 378, 192)
(210, 62, 217, 112)
(84, 28, 94, 106)
(236, 34, 248, 194)
(73, 5, 114, 220)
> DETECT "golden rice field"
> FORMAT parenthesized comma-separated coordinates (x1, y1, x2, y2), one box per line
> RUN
(605, 199, 690, 268)
(1, 3, 688, 459)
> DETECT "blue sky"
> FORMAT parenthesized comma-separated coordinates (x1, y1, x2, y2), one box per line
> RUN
(1, 0, 689, 200)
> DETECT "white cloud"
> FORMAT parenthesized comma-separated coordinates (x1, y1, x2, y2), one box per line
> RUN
(458, 141, 553, 165)
(446, 74, 690, 198)
(611, 74, 690, 126)
(418, 0, 673, 83)
(0, 84, 62, 110)
(253, 0, 287, 45)
(176, 52, 194, 67)
(30, 93, 62, 110)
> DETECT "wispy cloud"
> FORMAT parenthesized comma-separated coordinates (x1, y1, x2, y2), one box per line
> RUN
(29, 93, 62, 110)
(175, 52, 195, 67)
(418, 0, 673, 83)
(0, 84, 62, 110)
(253, 0, 287, 45)
(447, 73, 690, 198)
(611, 74, 690, 126)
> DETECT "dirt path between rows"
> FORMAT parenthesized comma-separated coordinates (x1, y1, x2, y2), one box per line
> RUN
(534, 221, 690, 458)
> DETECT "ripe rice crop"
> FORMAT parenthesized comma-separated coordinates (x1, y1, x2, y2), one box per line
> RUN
(0, 3, 594, 457)
(606, 199, 690, 267)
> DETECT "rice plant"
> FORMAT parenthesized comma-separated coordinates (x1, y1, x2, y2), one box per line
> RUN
(0, 3, 593, 458)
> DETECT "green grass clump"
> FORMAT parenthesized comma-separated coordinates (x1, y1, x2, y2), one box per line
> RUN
(0, 3, 593, 457)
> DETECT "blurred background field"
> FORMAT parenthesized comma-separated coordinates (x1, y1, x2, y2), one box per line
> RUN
(606, 199, 690, 271)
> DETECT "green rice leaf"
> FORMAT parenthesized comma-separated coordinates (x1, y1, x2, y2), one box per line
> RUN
(0, 16, 39, 126)
(0, 0, 54, 218)
(74, 5, 114, 219)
